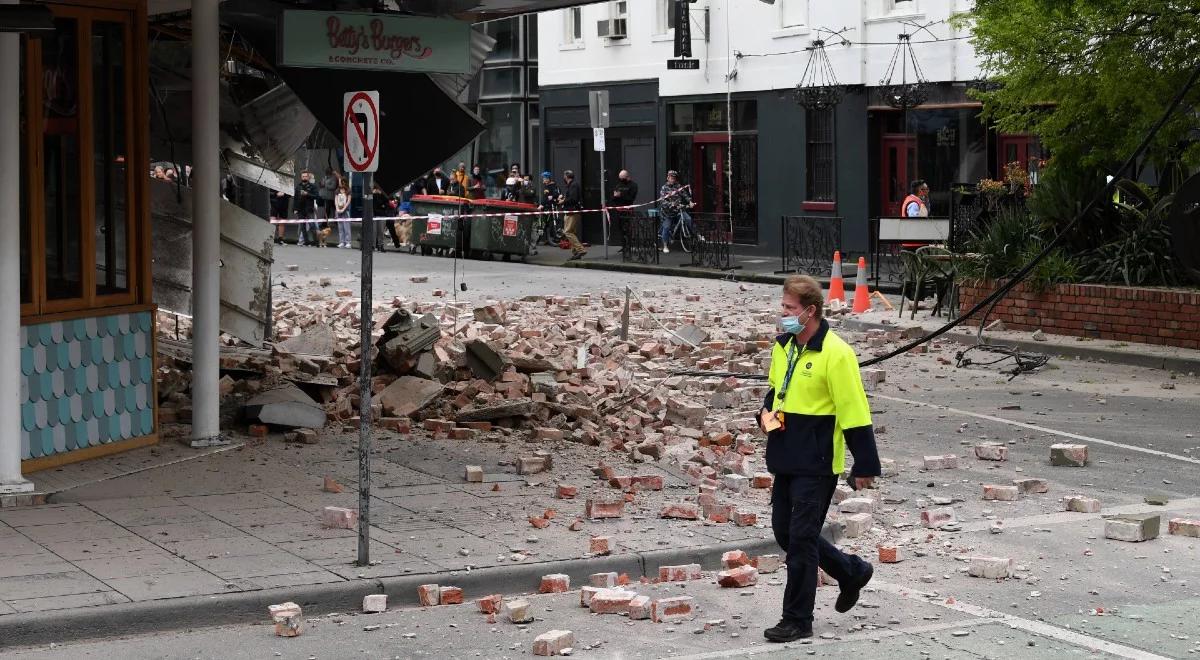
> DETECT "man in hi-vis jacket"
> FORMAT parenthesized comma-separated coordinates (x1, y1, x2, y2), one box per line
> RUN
(758, 275, 881, 643)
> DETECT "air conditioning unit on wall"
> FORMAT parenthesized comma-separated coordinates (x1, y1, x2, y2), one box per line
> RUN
(597, 18, 627, 39)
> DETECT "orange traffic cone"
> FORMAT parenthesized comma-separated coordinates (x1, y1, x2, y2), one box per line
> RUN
(826, 251, 845, 304)
(852, 257, 871, 313)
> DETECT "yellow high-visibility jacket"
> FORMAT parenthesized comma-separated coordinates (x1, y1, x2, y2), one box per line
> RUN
(763, 320, 880, 477)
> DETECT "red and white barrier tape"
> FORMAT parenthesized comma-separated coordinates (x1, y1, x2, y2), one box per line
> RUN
(269, 186, 692, 225)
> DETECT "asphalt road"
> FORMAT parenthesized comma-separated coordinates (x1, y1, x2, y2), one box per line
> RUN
(11, 250, 1198, 659)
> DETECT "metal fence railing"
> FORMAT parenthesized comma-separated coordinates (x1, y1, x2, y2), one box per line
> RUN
(778, 215, 843, 276)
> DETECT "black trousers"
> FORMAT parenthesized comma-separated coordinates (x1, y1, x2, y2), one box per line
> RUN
(770, 473, 870, 624)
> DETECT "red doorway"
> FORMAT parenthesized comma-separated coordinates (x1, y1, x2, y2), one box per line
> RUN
(881, 134, 916, 216)
(997, 134, 1034, 176)
(692, 133, 727, 213)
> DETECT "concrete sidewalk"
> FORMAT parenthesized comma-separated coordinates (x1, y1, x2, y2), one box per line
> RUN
(0, 426, 772, 646)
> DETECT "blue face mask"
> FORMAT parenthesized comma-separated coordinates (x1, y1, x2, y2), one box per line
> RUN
(780, 310, 809, 335)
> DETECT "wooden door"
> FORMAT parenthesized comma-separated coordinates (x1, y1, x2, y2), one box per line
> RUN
(881, 134, 916, 216)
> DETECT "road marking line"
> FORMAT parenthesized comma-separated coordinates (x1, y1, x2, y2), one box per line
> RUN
(874, 393, 1200, 466)
(673, 618, 996, 659)
(871, 580, 1174, 660)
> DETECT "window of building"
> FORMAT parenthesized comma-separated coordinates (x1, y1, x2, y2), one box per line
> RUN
(780, 0, 808, 28)
(525, 15, 538, 61)
(656, 0, 677, 35)
(480, 66, 523, 99)
(564, 7, 583, 44)
(806, 107, 835, 202)
(485, 18, 520, 62)
(527, 66, 538, 97)
(19, 4, 140, 318)
(478, 102, 523, 193)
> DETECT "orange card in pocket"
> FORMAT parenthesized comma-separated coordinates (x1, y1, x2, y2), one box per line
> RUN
(761, 409, 782, 432)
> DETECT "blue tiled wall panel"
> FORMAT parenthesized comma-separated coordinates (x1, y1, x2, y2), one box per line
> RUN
(20, 311, 155, 460)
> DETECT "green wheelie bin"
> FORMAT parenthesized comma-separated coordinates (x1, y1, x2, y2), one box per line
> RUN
(409, 194, 470, 256)
(467, 198, 539, 261)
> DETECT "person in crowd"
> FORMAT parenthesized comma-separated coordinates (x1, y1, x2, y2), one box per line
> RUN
(538, 171, 561, 246)
(559, 169, 586, 260)
(904, 180, 930, 217)
(453, 163, 470, 196)
(758, 274, 880, 644)
(611, 169, 638, 252)
(658, 169, 695, 253)
(334, 182, 352, 248)
(519, 174, 538, 205)
(371, 181, 394, 251)
(320, 168, 339, 220)
(427, 168, 450, 195)
(271, 189, 291, 245)
(469, 165, 486, 200)
(296, 170, 320, 246)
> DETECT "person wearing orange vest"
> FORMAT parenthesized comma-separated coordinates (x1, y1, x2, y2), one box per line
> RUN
(903, 180, 930, 217)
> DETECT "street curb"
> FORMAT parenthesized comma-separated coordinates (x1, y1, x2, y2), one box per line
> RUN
(838, 318, 1200, 373)
(0, 538, 776, 649)
(546, 260, 904, 294)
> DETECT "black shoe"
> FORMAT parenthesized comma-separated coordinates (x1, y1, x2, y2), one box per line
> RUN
(569, 252, 586, 261)
(835, 563, 874, 613)
(764, 619, 813, 643)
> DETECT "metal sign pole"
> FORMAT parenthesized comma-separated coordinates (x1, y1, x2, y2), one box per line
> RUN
(357, 171, 375, 567)
(601, 149, 608, 260)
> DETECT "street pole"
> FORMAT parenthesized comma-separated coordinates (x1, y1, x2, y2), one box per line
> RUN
(357, 172, 375, 567)
(601, 150, 608, 260)
(620, 286, 630, 342)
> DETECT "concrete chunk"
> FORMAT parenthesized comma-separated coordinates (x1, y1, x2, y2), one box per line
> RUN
(974, 443, 1008, 461)
(923, 454, 958, 470)
(268, 602, 303, 637)
(1105, 514, 1160, 542)
(982, 485, 1020, 501)
(243, 383, 327, 429)
(1064, 496, 1101, 513)
(968, 556, 1013, 579)
(1050, 443, 1088, 467)
(1013, 478, 1049, 494)
(532, 629, 574, 656)
(1168, 518, 1200, 537)
(377, 376, 444, 418)
(362, 594, 387, 613)
(843, 512, 872, 538)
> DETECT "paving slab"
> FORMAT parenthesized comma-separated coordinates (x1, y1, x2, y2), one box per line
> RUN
(101, 571, 245, 602)
(8, 591, 131, 614)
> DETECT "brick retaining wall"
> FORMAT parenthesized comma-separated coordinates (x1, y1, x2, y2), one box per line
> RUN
(958, 280, 1200, 349)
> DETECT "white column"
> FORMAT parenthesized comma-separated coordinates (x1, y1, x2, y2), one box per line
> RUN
(190, 0, 223, 446)
(0, 1, 35, 493)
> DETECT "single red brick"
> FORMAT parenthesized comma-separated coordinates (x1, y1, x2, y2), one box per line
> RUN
(476, 594, 502, 614)
(722, 550, 751, 569)
(248, 424, 269, 438)
(539, 574, 570, 593)
(590, 536, 611, 555)
(529, 516, 550, 529)
(660, 504, 699, 520)
(718, 565, 758, 588)
(555, 484, 578, 499)
(439, 586, 464, 605)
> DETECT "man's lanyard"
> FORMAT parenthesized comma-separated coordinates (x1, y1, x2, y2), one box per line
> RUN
(775, 340, 806, 410)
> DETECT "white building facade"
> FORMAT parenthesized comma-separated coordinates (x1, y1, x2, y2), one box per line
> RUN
(537, 0, 1038, 254)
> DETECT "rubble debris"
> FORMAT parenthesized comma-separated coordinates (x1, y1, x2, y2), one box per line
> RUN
(1013, 478, 1049, 494)
(454, 399, 536, 423)
(659, 564, 702, 582)
(923, 454, 958, 470)
(376, 310, 440, 374)
(465, 465, 484, 482)
(1105, 514, 1160, 542)
(362, 594, 387, 613)
(1169, 519, 1200, 537)
(417, 584, 440, 607)
(589, 536, 611, 555)
(277, 323, 336, 357)
(439, 586, 464, 604)
(628, 595, 652, 620)
(660, 503, 699, 520)
(839, 497, 877, 514)
(751, 473, 773, 489)
(1050, 443, 1088, 467)
(321, 506, 357, 529)
(1064, 496, 1101, 513)
(243, 383, 327, 429)
(504, 598, 533, 624)
(843, 513, 872, 538)
(974, 443, 1008, 461)
(860, 368, 886, 391)
(518, 456, 548, 475)
(585, 499, 624, 520)
(754, 554, 782, 574)
(476, 594, 503, 614)
(822, 520, 847, 544)
(322, 476, 343, 493)
(921, 507, 957, 529)
(590, 589, 637, 614)
(669, 324, 708, 346)
(268, 602, 303, 637)
(721, 550, 752, 569)
(532, 629, 574, 657)
(982, 485, 1020, 501)
(967, 556, 1013, 579)
(878, 545, 902, 563)
(465, 340, 506, 381)
(378, 376, 444, 418)
(717, 565, 758, 588)
(651, 596, 695, 623)
(539, 574, 571, 593)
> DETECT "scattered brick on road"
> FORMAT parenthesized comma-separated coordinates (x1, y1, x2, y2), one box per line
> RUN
(476, 594, 502, 614)
(589, 572, 618, 588)
(321, 506, 357, 529)
(589, 536, 612, 555)
(923, 454, 958, 470)
(628, 595, 652, 620)
(532, 629, 574, 656)
(651, 596, 695, 623)
(539, 574, 570, 593)
(464, 465, 484, 482)
(968, 556, 1013, 579)
(717, 565, 758, 588)
(362, 594, 387, 613)
(843, 512, 872, 537)
(974, 443, 1008, 461)
(268, 602, 303, 637)
(1169, 518, 1200, 537)
(1050, 443, 1088, 467)
(754, 554, 783, 574)
(1013, 478, 1049, 494)
(659, 564, 702, 582)
(1064, 496, 1101, 513)
(921, 507, 956, 528)
(590, 589, 636, 614)
(585, 499, 624, 519)
(1105, 514, 1160, 542)
(721, 550, 751, 569)
(878, 545, 902, 563)
(660, 503, 700, 520)
(982, 484, 1020, 501)
(504, 598, 533, 624)
(417, 584, 440, 607)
